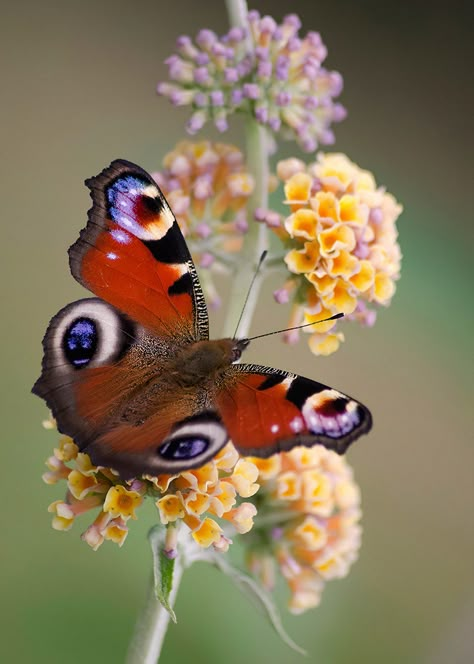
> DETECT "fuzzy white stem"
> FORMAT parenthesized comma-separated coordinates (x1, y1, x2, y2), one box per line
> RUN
(126, 561, 183, 664)
(225, 0, 251, 42)
(222, 2, 270, 339)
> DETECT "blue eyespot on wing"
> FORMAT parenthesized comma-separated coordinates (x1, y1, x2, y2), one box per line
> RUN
(84, 411, 229, 480)
(63, 318, 98, 368)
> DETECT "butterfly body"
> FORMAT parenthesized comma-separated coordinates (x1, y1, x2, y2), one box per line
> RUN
(169, 338, 246, 386)
(33, 159, 372, 480)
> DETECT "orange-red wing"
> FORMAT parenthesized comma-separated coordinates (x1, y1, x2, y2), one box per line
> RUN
(69, 159, 208, 342)
(73, 369, 230, 480)
(216, 364, 372, 456)
(33, 298, 229, 480)
(32, 298, 169, 456)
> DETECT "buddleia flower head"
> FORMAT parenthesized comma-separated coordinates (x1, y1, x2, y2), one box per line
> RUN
(261, 153, 402, 355)
(43, 421, 259, 553)
(246, 445, 361, 613)
(42, 416, 362, 618)
(157, 12, 345, 152)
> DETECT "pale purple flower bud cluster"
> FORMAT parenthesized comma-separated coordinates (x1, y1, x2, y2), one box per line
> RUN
(157, 12, 346, 151)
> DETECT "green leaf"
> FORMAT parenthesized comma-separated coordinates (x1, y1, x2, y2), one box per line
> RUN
(148, 525, 177, 623)
(210, 553, 307, 656)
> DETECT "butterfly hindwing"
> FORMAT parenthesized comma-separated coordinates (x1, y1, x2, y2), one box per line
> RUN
(33, 298, 229, 479)
(33, 298, 136, 444)
(215, 363, 372, 457)
(69, 159, 209, 342)
(86, 411, 229, 480)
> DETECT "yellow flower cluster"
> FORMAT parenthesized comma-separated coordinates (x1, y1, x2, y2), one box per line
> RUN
(272, 153, 402, 355)
(42, 423, 362, 612)
(43, 425, 259, 553)
(247, 446, 361, 614)
(150, 445, 258, 551)
(152, 141, 254, 308)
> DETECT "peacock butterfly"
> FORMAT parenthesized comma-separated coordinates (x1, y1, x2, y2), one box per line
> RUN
(32, 160, 372, 480)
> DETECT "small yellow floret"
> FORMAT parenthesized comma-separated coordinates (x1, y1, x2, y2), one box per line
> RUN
(285, 241, 320, 274)
(284, 209, 319, 240)
(192, 517, 223, 547)
(311, 191, 339, 222)
(293, 517, 328, 551)
(104, 485, 143, 520)
(248, 455, 282, 480)
(210, 480, 237, 516)
(327, 249, 359, 279)
(225, 503, 257, 534)
(302, 470, 332, 503)
(48, 500, 75, 531)
(75, 453, 98, 476)
(54, 436, 78, 462)
(276, 472, 302, 500)
(68, 470, 98, 500)
(318, 224, 356, 257)
(156, 494, 185, 524)
(183, 491, 210, 516)
(308, 332, 344, 356)
(214, 443, 240, 472)
(350, 260, 375, 292)
(284, 172, 312, 204)
(339, 194, 367, 225)
(103, 518, 128, 547)
(323, 280, 358, 314)
(229, 459, 259, 497)
(179, 463, 218, 492)
(303, 306, 337, 334)
(373, 272, 396, 303)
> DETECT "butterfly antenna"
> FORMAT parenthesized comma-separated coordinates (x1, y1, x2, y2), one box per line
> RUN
(233, 250, 268, 339)
(246, 312, 344, 342)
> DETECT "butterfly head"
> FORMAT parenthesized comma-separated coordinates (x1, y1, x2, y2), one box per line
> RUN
(231, 338, 250, 363)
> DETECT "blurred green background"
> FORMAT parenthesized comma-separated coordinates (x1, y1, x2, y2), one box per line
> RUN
(2, 1, 472, 662)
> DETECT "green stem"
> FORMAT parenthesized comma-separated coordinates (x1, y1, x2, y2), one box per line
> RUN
(222, 0, 270, 338)
(126, 561, 183, 664)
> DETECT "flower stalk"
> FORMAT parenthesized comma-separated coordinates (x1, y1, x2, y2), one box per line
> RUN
(221, 1, 270, 338)
(224, 0, 250, 41)
(126, 562, 183, 664)
(222, 117, 269, 337)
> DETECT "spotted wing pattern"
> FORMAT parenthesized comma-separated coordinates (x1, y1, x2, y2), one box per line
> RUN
(216, 363, 372, 457)
(69, 159, 208, 341)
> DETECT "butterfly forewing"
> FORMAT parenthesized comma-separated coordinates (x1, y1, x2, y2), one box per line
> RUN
(215, 363, 372, 457)
(69, 159, 209, 342)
